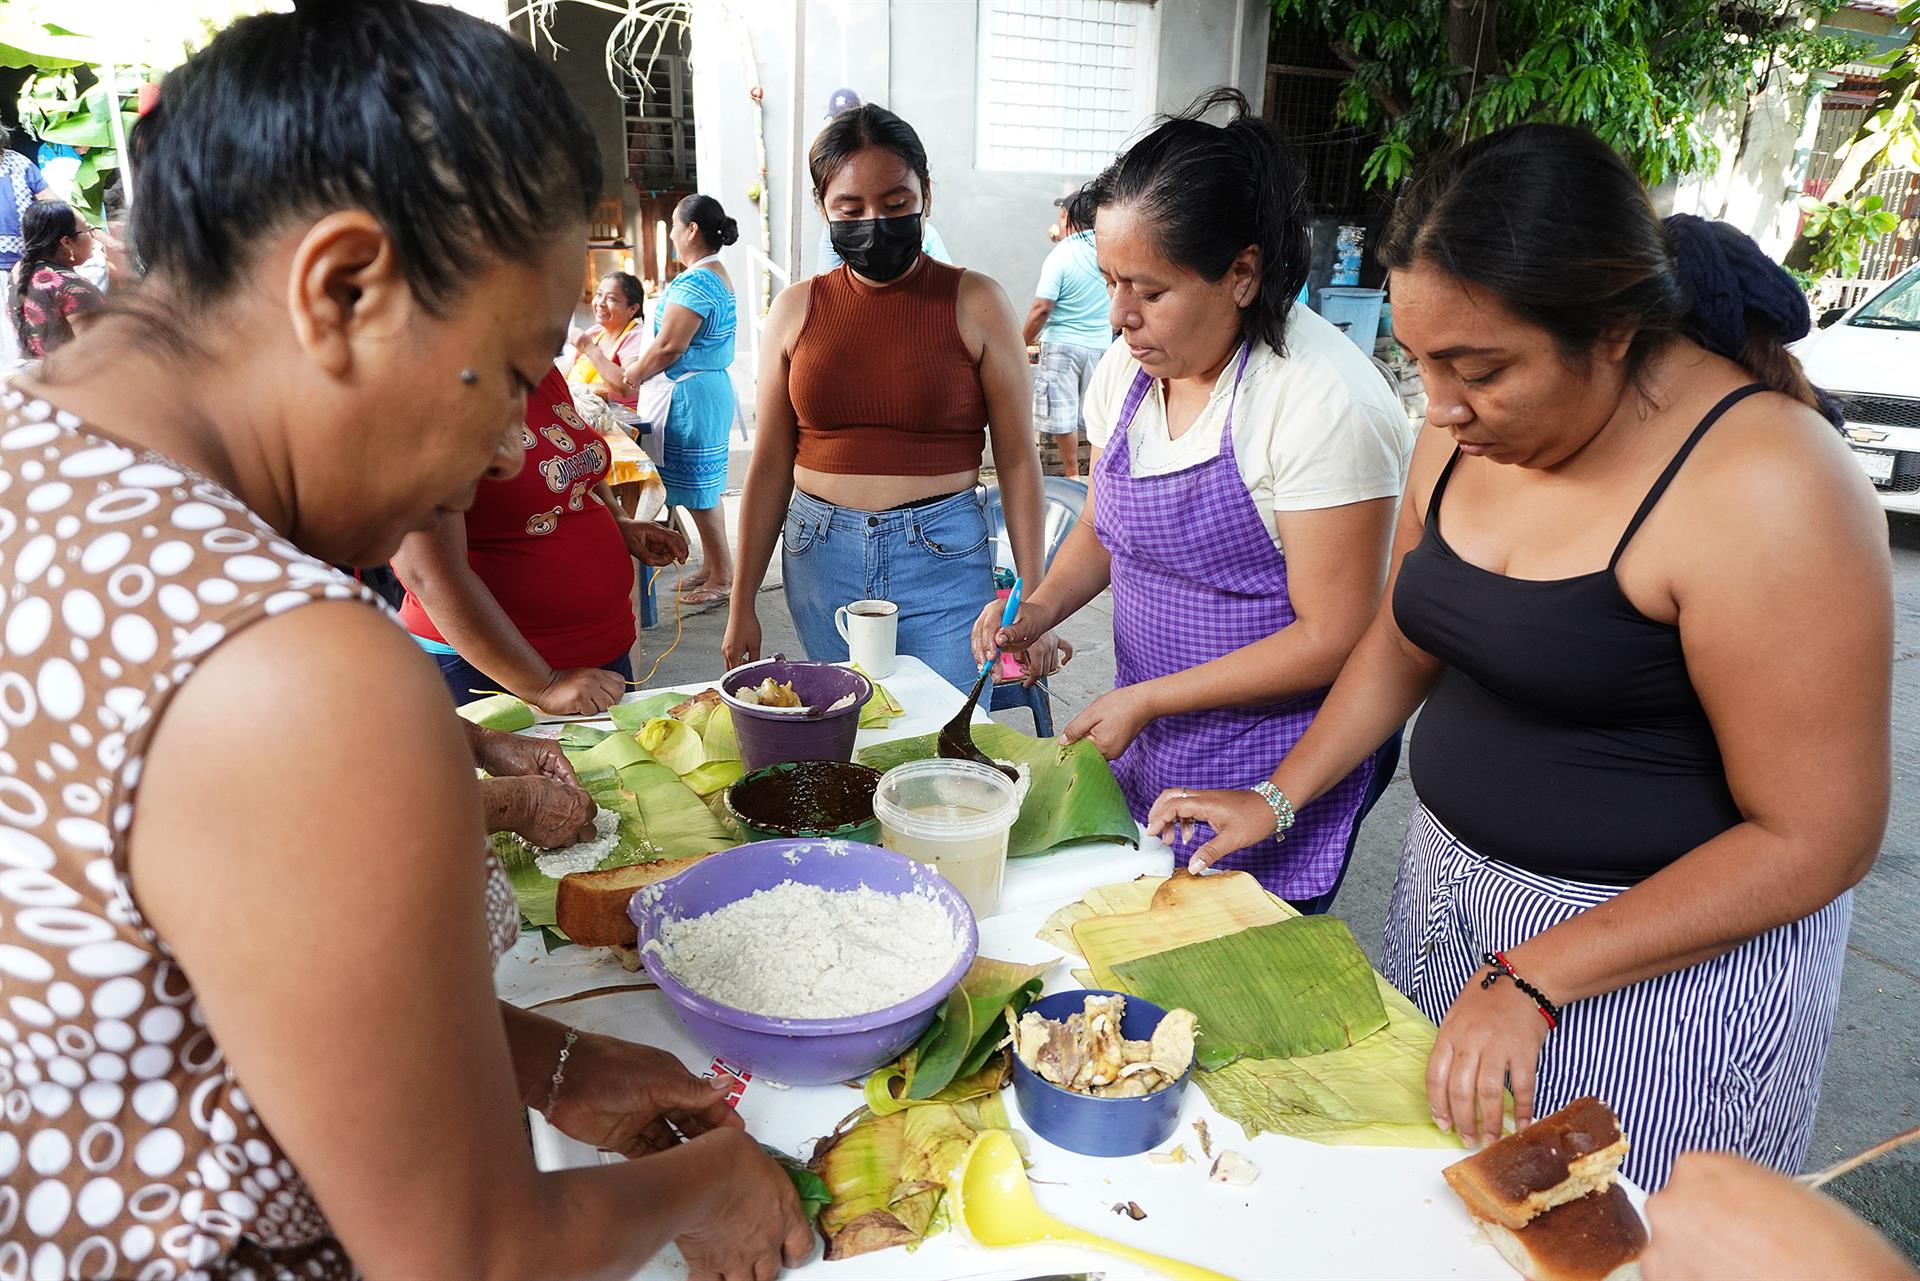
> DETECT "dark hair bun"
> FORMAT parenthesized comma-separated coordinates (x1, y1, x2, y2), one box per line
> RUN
(718, 216, 740, 246)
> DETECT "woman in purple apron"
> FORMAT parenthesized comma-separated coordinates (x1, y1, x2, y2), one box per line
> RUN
(977, 90, 1412, 909)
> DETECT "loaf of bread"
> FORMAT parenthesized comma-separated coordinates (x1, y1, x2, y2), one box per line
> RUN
(1475, 1183, 1646, 1281)
(553, 854, 715, 948)
(1444, 1096, 1631, 1230)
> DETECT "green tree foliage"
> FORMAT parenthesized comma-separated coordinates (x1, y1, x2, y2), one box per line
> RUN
(1798, 192, 1900, 277)
(1272, 0, 1863, 187)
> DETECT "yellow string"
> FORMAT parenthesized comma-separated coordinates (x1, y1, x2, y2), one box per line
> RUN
(630, 565, 688, 689)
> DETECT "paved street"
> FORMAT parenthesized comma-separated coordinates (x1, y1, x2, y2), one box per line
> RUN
(637, 469, 1919, 1256)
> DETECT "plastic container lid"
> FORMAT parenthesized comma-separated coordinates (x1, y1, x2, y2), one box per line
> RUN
(872, 759, 1019, 842)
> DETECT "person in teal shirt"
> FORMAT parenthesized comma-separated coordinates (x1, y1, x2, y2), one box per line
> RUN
(1024, 184, 1110, 480)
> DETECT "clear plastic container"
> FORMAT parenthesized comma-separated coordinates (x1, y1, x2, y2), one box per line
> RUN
(872, 759, 1020, 919)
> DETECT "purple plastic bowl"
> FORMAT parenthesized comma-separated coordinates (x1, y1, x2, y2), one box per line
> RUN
(720, 657, 873, 773)
(628, 838, 979, 1086)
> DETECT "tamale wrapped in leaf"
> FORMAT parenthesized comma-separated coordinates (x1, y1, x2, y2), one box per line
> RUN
(458, 692, 535, 731)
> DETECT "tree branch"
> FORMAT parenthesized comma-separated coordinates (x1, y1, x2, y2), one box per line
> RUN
(1331, 39, 1409, 118)
(1448, 0, 1503, 107)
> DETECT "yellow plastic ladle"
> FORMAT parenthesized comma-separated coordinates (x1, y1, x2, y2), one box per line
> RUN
(955, 1131, 1240, 1281)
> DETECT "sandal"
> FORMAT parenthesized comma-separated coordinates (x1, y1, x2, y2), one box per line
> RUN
(679, 583, 732, 606)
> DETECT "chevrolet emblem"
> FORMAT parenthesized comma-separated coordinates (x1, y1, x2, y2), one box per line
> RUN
(1847, 427, 1890, 444)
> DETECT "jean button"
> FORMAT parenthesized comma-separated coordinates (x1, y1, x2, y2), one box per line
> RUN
(867, 516, 879, 527)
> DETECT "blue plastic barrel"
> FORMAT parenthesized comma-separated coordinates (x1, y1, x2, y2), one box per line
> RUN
(1316, 286, 1386, 354)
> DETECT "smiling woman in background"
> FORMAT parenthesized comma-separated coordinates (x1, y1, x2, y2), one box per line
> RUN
(565, 269, 648, 406)
(0, 2, 809, 1276)
(1152, 123, 1891, 1190)
(725, 103, 1055, 690)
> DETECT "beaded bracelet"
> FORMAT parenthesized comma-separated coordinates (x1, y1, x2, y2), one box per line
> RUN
(1251, 782, 1297, 841)
(1480, 952, 1561, 1030)
(542, 1027, 578, 1121)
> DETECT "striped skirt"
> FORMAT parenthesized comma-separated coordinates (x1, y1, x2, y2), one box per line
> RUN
(1383, 803, 1852, 1190)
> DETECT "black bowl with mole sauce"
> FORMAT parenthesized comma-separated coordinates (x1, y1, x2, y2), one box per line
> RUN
(724, 760, 884, 843)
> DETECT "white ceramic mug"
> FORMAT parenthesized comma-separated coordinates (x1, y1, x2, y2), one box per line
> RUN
(834, 598, 899, 679)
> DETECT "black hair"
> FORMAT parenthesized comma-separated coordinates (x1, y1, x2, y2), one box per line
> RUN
(12, 200, 82, 335)
(126, 0, 601, 312)
(1093, 87, 1309, 354)
(600, 270, 645, 309)
(1378, 123, 1831, 420)
(808, 103, 931, 205)
(1061, 182, 1099, 236)
(675, 193, 739, 252)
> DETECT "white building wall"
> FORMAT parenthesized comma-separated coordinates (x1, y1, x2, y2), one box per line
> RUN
(1670, 75, 1823, 259)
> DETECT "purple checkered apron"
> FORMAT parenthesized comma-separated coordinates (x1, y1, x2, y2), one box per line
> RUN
(1094, 345, 1376, 898)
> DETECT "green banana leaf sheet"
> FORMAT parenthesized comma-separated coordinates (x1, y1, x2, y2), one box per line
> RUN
(495, 733, 737, 931)
(1195, 976, 1463, 1148)
(856, 724, 1136, 858)
(1110, 916, 1388, 1069)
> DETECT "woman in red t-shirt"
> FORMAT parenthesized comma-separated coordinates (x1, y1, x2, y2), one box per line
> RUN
(394, 367, 687, 713)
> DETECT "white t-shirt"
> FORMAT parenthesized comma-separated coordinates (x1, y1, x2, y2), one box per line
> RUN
(1084, 306, 1413, 550)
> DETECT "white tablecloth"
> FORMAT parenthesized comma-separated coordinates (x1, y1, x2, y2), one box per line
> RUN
(492, 656, 1547, 1280)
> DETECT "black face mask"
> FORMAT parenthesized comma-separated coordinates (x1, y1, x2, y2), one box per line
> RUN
(829, 213, 922, 282)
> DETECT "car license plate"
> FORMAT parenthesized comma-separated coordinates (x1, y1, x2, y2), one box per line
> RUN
(1853, 448, 1897, 484)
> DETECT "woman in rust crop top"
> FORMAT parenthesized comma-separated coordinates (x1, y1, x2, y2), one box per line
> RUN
(722, 104, 1058, 692)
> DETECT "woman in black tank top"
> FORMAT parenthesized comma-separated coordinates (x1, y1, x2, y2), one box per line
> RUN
(1143, 124, 1891, 1191)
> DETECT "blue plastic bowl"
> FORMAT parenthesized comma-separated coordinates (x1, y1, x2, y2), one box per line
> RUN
(1009, 989, 1193, 1157)
(629, 839, 978, 1086)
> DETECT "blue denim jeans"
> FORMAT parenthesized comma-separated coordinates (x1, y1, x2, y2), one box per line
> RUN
(781, 487, 995, 696)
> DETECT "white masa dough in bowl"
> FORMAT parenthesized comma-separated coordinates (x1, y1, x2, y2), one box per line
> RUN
(647, 882, 963, 1018)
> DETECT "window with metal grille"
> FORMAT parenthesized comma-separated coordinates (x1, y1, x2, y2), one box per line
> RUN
(974, 0, 1159, 174)
(624, 34, 696, 193)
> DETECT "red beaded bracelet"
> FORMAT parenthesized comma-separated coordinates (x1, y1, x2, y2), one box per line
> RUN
(1480, 951, 1561, 1030)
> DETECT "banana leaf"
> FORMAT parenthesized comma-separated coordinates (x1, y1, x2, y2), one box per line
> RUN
(810, 1088, 1014, 1260)
(557, 723, 612, 751)
(1111, 916, 1388, 1068)
(1196, 978, 1462, 1149)
(761, 1144, 832, 1222)
(1055, 877, 1452, 1148)
(853, 666, 905, 728)
(609, 691, 683, 731)
(681, 758, 745, 797)
(458, 693, 535, 731)
(701, 704, 738, 763)
(857, 724, 1136, 857)
(905, 957, 1049, 1099)
(636, 717, 704, 776)
(498, 735, 738, 933)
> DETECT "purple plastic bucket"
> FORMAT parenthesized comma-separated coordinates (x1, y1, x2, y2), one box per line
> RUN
(628, 838, 978, 1085)
(720, 657, 873, 773)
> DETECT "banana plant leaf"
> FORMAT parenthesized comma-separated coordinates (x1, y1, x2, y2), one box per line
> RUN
(681, 758, 745, 798)
(497, 735, 737, 931)
(458, 693, 535, 732)
(1196, 978, 1462, 1149)
(701, 703, 738, 763)
(1053, 877, 1453, 1148)
(854, 668, 905, 728)
(857, 723, 1136, 858)
(609, 691, 683, 730)
(1111, 916, 1388, 1068)
(557, 723, 612, 751)
(636, 717, 704, 776)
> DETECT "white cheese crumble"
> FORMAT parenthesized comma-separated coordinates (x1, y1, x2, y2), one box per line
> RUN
(534, 807, 623, 878)
(649, 881, 963, 1019)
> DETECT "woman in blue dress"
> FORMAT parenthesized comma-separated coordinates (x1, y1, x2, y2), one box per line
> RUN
(629, 193, 738, 602)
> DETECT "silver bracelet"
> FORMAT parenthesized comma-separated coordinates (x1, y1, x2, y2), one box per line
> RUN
(541, 1028, 578, 1121)
(1251, 782, 1296, 841)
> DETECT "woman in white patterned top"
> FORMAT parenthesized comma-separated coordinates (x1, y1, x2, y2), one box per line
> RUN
(0, 3, 812, 1279)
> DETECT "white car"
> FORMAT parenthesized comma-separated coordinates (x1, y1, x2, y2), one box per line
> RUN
(1793, 264, 1920, 515)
